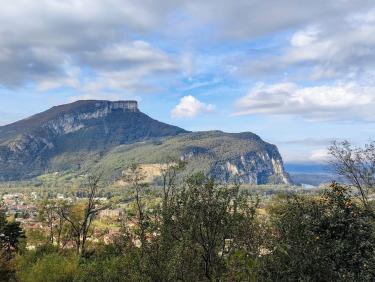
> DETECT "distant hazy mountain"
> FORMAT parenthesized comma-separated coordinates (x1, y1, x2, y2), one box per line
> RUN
(285, 163, 335, 186)
(285, 163, 330, 174)
(0, 100, 290, 184)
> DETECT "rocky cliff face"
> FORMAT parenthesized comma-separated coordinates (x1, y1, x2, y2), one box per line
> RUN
(210, 149, 291, 184)
(42, 101, 139, 135)
(96, 131, 291, 185)
(0, 100, 186, 180)
(177, 132, 291, 184)
(0, 101, 291, 184)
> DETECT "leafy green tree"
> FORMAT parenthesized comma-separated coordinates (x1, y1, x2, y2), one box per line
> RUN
(0, 207, 24, 281)
(75, 244, 146, 282)
(17, 251, 79, 282)
(259, 182, 375, 281)
(146, 173, 260, 281)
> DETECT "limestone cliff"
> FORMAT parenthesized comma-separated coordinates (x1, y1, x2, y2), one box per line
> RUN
(0, 100, 186, 180)
(95, 131, 292, 185)
(0, 100, 291, 184)
(178, 132, 291, 184)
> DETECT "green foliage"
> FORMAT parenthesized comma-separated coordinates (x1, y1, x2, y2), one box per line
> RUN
(0, 207, 24, 281)
(17, 251, 79, 282)
(259, 182, 375, 281)
(0, 210, 24, 253)
(89, 130, 282, 184)
(76, 245, 145, 282)
(4, 177, 375, 282)
(222, 249, 259, 282)
(0, 130, 284, 186)
(138, 173, 261, 281)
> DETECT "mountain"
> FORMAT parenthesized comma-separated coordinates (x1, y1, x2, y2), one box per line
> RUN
(93, 131, 291, 185)
(0, 100, 291, 184)
(0, 100, 187, 180)
(285, 163, 335, 186)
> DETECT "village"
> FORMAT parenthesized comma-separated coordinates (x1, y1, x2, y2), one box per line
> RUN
(1, 191, 130, 249)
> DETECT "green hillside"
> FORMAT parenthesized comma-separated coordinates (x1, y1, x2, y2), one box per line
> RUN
(0, 100, 290, 184)
(85, 131, 290, 184)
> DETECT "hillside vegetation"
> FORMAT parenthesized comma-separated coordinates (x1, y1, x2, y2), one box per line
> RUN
(88, 131, 290, 184)
(0, 101, 290, 184)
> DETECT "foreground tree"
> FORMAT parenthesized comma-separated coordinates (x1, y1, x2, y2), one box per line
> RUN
(56, 174, 109, 256)
(159, 158, 186, 209)
(329, 140, 375, 209)
(37, 199, 68, 249)
(122, 163, 149, 255)
(0, 207, 24, 281)
(145, 173, 261, 281)
(16, 249, 80, 282)
(260, 182, 375, 281)
(9, 169, 375, 281)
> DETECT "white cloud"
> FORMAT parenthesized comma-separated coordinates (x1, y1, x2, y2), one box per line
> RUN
(281, 147, 330, 164)
(28, 39, 178, 97)
(290, 26, 320, 47)
(1, 0, 375, 107)
(0, 0, 179, 89)
(77, 40, 178, 94)
(171, 95, 215, 118)
(81, 40, 177, 72)
(0, 0, 374, 88)
(185, 0, 374, 39)
(309, 149, 329, 163)
(244, 8, 375, 81)
(235, 81, 375, 121)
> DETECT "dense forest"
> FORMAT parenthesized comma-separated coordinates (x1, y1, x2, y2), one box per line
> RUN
(1, 141, 375, 282)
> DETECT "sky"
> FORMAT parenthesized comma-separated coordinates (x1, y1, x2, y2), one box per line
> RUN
(1, 0, 375, 165)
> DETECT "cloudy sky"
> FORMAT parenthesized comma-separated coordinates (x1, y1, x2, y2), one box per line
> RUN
(1, 0, 375, 165)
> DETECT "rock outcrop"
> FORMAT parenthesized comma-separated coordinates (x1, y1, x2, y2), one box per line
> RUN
(96, 131, 291, 185)
(0, 100, 186, 180)
(177, 132, 291, 184)
(0, 100, 291, 184)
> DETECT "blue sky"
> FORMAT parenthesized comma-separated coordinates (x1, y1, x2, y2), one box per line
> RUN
(1, 0, 375, 164)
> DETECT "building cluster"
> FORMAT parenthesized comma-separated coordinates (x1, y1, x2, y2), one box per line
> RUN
(1, 192, 126, 246)
(1, 193, 40, 230)
(99, 208, 123, 219)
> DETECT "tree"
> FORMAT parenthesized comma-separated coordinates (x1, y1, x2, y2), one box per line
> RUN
(56, 174, 109, 256)
(0, 206, 24, 281)
(16, 251, 80, 282)
(259, 182, 375, 281)
(141, 159, 186, 281)
(153, 173, 260, 281)
(74, 244, 145, 282)
(120, 170, 261, 281)
(37, 199, 73, 251)
(122, 162, 149, 255)
(329, 140, 375, 209)
(0, 207, 24, 256)
(159, 158, 186, 209)
(38, 200, 57, 245)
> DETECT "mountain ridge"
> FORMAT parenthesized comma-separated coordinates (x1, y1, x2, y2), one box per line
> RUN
(0, 100, 291, 184)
